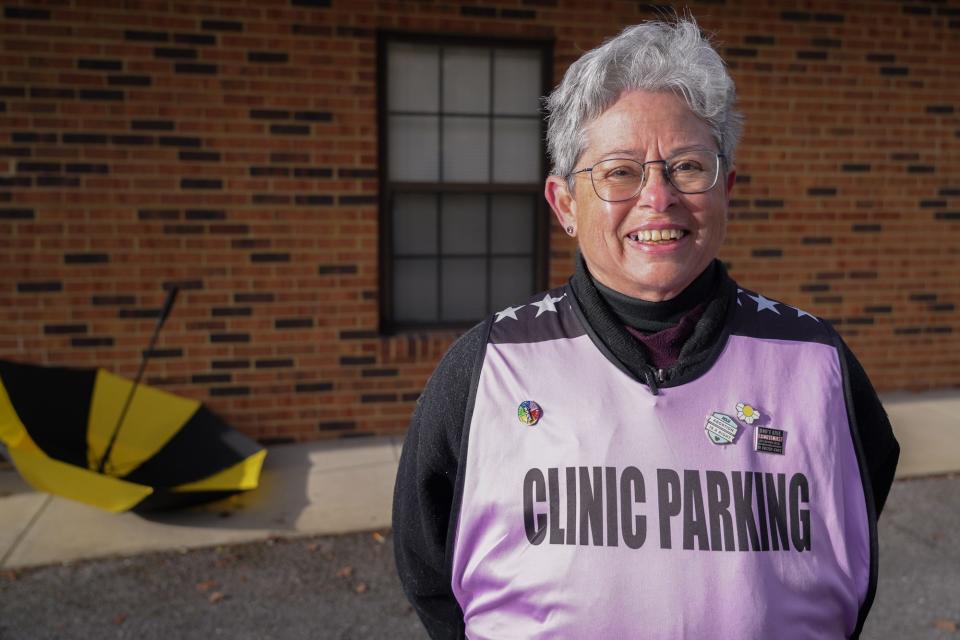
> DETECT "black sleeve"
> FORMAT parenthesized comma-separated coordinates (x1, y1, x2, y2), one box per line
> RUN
(840, 339, 900, 516)
(392, 321, 488, 640)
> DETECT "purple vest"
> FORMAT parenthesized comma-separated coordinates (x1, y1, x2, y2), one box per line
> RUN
(451, 285, 871, 639)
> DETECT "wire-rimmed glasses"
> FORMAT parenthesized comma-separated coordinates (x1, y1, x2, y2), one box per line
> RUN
(568, 150, 726, 202)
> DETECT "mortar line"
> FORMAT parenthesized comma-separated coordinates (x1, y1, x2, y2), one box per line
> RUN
(1, 493, 53, 568)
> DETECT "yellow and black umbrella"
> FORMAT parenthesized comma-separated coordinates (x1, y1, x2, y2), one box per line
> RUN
(0, 358, 266, 512)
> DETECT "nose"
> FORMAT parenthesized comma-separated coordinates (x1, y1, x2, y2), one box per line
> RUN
(636, 162, 677, 212)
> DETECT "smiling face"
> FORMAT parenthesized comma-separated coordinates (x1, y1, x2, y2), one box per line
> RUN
(545, 90, 735, 301)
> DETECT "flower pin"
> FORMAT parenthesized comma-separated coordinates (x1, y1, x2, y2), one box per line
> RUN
(736, 402, 760, 425)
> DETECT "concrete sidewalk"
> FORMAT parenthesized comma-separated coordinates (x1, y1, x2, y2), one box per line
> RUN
(1, 390, 958, 570)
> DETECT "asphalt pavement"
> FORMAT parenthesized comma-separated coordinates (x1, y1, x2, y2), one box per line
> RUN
(2, 473, 958, 640)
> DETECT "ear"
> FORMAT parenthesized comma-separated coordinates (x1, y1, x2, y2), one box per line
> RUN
(545, 175, 577, 231)
(724, 167, 737, 204)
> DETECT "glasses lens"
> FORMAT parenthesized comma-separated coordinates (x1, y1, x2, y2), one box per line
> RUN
(590, 159, 645, 202)
(666, 151, 719, 194)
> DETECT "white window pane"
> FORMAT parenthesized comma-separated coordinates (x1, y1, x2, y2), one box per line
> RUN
(389, 115, 439, 181)
(441, 258, 486, 321)
(491, 257, 533, 310)
(393, 193, 437, 255)
(443, 47, 490, 114)
(493, 49, 542, 115)
(442, 194, 486, 255)
(388, 43, 438, 112)
(491, 195, 533, 254)
(442, 116, 489, 182)
(394, 258, 438, 322)
(492, 118, 541, 183)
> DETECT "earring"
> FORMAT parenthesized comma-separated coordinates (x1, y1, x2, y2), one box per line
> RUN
(565, 225, 575, 236)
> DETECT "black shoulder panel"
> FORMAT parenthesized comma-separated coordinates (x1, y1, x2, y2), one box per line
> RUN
(730, 286, 836, 346)
(488, 284, 586, 345)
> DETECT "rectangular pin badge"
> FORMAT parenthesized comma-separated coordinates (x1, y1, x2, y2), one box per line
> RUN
(754, 426, 786, 455)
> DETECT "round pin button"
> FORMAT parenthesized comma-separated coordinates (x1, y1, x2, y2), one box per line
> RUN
(517, 400, 543, 426)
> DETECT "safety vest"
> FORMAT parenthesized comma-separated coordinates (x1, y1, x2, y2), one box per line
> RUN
(451, 284, 872, 639)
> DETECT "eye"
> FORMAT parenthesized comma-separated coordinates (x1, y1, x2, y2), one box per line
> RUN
(671, 159, 704, 173)
(602, 163, 642, 180)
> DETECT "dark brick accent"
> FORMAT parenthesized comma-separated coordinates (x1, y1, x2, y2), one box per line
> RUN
(162, 279, 202, 290)
(925, 326, 953, 334)
(65, 163, 109, 173)
(781, 11, 812, 21)
(845, 317, 874, 326)
(154, 47, 197, 59)
(43, 324, 87, 335)
(338, 195, 377, 205)
(849, 271, 878, 280)
(754, 199, 784, 208)
(340, 330, 377, 339)
(891, 152, 919, 161)
(335, 26, 373, 38)
(295, 195, 333, 206)
(752, 249, 783, 258)
(921, 200, 947, 208)
(251, 166, 290, 177)
(181, 178, 222, 189)
(248, 51, 288, 63)
(932, 303, 955, 311)
(251, 253, 290, 262)
(143, 348, 183, 358)
(296, 382, 333, 392)
(192, 373, 231, 384)
(807, 187, 837, 196)
(362, 368, 398, 377)
(211, 359, 251, 369)
(340, 355, 375, 365)
(816, 271, 844, 280)
(254, 194, 292, 205)
(185, 209, 225, 220)
(938, 188, 960, 196)
(108, 75, 151, 87)
(811, 38, 842, 48)
(139, 209, 179, 220)
(814, 295, 843, 304)
(212, 307, 252, 317)
(13, 132, 57, 143)
(163, 224, 203, 234)
(65, 253, 109, 264)
(909, 293, 937, 302)
(211, 333, 251, 343)
(292, 0, 332, 6)
(112, 135, 154, 145)
(361, 393, 398, 403)
(879, 67, 909, 76)
(294, 111, 333, 122)
(865, 305, 892, 314)
(93, 295, 136, 306)
(271, 152, 310, 163)
(338, 167, 377, 178)
(814, 13, 844, 22)
(79, 89, 125, 101)
(201, 20, 243, 31)
(29, 87, 75, 99)
(250, 109, 289, 120)
(894, 327, 922, 335)
(119, 308, 160, 319)
(291, 24, 333, 36)
(72, 336, 114, 347)
(926, 105, 955, 115)
(501, 8, 536, 19)
(318, 264, 357, 274)
(841, 163, 871, 172)
(270, 124, 310, 135)
(179, 151, 220, 161)
(402, 392, 421, 402)
(852, 224, 882, 232)
(866, 53, 896, 63)
(903, 5, 932, 15)
(275, 318, 313, 329)
(797, 50, 828, 60)
(174, 63, 218, 74)
(0, 208, 33, 219)
(210, 386, 250, 396)
(0, 177, 30, 188)
(801, 237, 832, 245)
(17, 281, 62, 293)
(37, 176, 80, 187)
(232, 238, 270, 249)
(801, 283, 830, 292)
(19, 161, 62, 172)
(132, 119, 175, 130)
(78, 59, 123, 71)
(907, 165, 935, 173)
(461, 5, 497, 17)
(235, 292, 274, 303)
(294, 167, 333, 178)
(175, 33, 216, 45)
(5, 6, 51, 19)
(210, 224, 248, 234)
(125, 30, 169, 42)
(745, 35, 775, 45)
(935, 211, 960, 220)
(726, 48, 758, 57)
(256, 358, 294, 368)
(318, 421, 354, 432)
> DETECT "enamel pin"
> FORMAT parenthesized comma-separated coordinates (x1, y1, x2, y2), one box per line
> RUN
(518, 400, 543, 426)
(705, 412, 739, 445)
(754, 426, 786, 455)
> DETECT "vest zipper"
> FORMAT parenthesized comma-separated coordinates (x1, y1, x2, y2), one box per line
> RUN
(656, 368, 666, 383)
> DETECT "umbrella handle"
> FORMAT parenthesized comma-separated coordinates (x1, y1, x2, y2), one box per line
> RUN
(97, 286, 180, 474)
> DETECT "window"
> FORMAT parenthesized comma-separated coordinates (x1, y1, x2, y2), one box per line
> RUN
(378, 34, 552, 331)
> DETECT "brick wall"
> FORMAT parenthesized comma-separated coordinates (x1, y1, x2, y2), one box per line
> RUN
(1, 0, 957, 443)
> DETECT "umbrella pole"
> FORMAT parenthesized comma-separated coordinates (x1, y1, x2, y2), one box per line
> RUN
(97, 286, 179, 474)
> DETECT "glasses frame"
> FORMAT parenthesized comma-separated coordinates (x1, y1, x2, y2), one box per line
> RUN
(567, 151, 727, 202)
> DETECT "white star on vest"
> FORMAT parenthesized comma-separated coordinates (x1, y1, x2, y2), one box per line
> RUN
(748, 293, 780, 314)
(494, 305, 526, 323)
(791, 305, 820, 321)
(531, 293, 565, 317)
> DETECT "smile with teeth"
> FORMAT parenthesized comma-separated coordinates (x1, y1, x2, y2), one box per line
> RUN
(628, 229, 687, 243)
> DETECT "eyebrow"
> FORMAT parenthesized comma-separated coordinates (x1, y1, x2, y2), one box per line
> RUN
(599, 144, 716, 160)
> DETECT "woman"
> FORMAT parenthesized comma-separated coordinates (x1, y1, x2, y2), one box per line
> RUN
(393, 17, 899, 639)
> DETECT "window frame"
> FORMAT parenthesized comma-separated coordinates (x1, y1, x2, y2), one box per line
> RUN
(376, 31, 554, 334)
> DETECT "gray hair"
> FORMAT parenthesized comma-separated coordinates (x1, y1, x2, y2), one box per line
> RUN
(544, 17, 743, 178)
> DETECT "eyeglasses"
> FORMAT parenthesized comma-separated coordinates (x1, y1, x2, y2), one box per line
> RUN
(568, 150, 726, 202)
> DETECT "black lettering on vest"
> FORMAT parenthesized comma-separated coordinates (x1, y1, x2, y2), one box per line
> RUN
(548, 468, 564, 544)
(765, 473, 790, 551)
(620, 466, 646, 549)
(657, 468, 681, 549)
(705, 470, 735, 552)
(754, 471, 770, 551)
(682, 469, 709, 550)
(605, 466, 618, 547)
(566, 467, 577, 545)
(523, 468, 547, 545)
(731, 471, 760, 551)
(579, 467, 604, 546)
(790, 473, 811, 552)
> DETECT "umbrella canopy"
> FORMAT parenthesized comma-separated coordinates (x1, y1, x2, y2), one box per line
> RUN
(0, 359, 266, 512)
